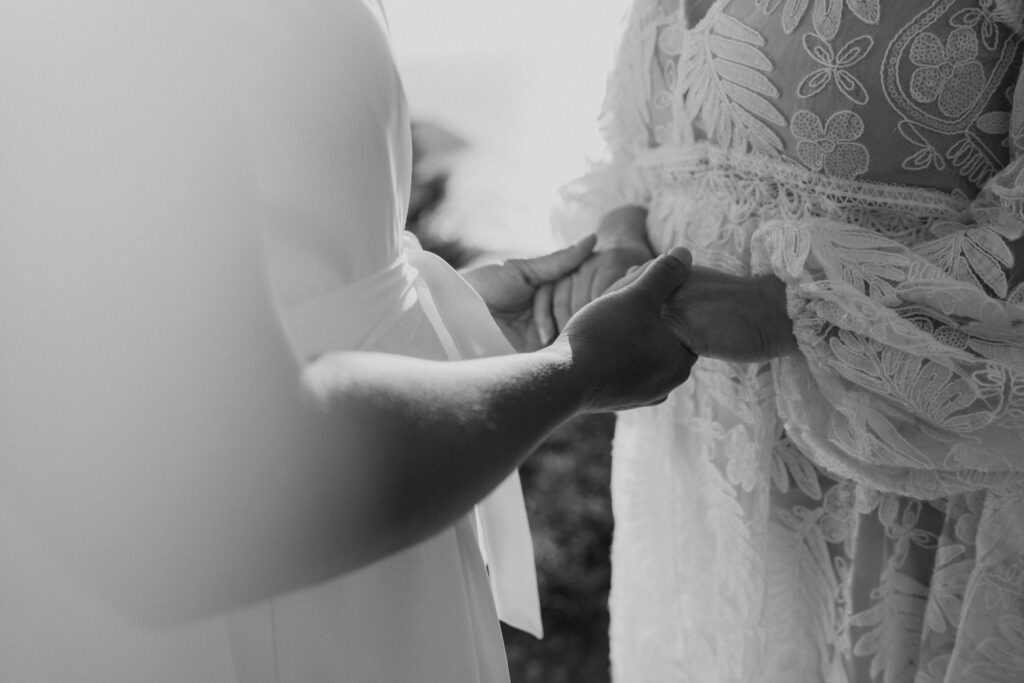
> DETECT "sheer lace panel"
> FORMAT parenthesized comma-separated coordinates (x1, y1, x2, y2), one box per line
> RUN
(559, 2, 1024, 681)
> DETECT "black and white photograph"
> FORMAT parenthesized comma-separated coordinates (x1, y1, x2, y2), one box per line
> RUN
(4, 1, 1024, 681)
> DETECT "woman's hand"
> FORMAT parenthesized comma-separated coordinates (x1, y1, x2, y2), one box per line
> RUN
(657, 266, 798, 363)
(552, 247, 698, 412)
(461, 235, 596, 352)
(534, 205, 655, 343)
(536, 244, 654, 341)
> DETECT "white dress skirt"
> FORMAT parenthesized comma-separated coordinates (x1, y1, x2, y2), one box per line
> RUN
(0, 1, 538, 681)
(556, 1, 1024, 681)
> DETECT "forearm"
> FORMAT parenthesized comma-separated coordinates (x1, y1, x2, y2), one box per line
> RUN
(13, 347, 591, 628)
(9, 246, 691, 627)
(303, 346, 588, 562)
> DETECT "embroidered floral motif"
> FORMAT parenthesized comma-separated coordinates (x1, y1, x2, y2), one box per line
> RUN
(900, 120, 949, 171)
(774, 0, 880, 40)
(791, 109, 869, 178)
(819, 481, 856, 542)
(909, 27, 986, 118)
(952, 0, 1004, 51)
(589, 2, 1024, 682)
(798, 33, 873, 104)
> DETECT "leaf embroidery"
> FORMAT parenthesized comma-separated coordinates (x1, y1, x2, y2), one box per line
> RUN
(813, 0, 842, 41)
(915, 226, 1014, 297)
(899, 120, 947, 171)
(780, 0, 880, 38)
(847, 0, 880, 25)
(678, 13, 785, 154)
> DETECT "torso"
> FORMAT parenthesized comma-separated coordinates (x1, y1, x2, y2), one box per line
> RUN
(650, 0, 1023, 196)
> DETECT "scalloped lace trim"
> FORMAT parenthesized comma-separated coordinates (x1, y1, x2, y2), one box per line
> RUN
(635, 142, 970, 245)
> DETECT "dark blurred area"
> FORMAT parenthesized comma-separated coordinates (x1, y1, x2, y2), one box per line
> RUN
(405, 121, 481, 268)
(407, 122, 615, 683)
(502, 415, 615, 683)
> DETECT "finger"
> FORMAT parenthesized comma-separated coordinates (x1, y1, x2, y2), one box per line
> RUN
(591, 261, 633, 299)
(571, 265, 597, 317)
(553, 276, 574, 331)
(514, 234, 597, 286)
(533, 283, 555, 345)
(603, 262, 649, 295)
(623, 247, 693, 306)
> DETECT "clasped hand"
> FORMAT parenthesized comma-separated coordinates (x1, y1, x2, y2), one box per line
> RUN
(462, 238, 698, 411)
(657, 266, 798, 363)
(529, 240, 798, 364)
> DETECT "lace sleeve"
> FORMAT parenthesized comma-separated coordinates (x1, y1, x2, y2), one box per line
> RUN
(553, 0, 667, 243)
(750, 61, 1024, 499)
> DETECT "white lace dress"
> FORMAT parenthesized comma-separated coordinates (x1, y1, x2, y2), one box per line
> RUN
(559, 1, 1024, 681)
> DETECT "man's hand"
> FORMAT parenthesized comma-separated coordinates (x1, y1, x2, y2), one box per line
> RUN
(660, 266, 798, 363)
(461, 235, 597, 351)
(551, 247, 698, 413)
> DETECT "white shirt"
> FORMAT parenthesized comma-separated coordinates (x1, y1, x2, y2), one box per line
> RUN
(0, 1, 537, 680)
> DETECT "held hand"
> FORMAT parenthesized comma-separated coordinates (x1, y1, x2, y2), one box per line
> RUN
(534, 243, 654, 344)
(660, 266, 798, 363)
(461, 235, 596, 352)
(551, 247, 698, 413)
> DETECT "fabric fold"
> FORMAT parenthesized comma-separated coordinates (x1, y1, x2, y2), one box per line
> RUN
(277, 234, 542, 639)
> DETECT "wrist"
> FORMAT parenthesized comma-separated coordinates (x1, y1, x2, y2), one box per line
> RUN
(755, 275, 798, 357)
(535, 339, 597, 414)
(594, 205, 651, 253)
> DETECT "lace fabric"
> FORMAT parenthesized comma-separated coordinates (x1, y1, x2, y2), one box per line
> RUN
(558, 1, 1024, 681)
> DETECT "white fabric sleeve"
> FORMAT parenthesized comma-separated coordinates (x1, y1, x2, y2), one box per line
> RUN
(244, 4, 543, 637)
(0, 0, 380, 617)
(750, 61, 1024, 499)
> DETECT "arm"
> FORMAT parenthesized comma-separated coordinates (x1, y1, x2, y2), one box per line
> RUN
(5, 223, 693, 630)
(300, 251, 692, 587)
(1, 1, 695, 626)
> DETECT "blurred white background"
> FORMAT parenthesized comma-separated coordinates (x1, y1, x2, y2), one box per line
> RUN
(385, 0, 631, 255)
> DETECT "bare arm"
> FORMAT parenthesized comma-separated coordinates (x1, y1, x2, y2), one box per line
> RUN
(0, 2, 693, 626)
(4, 246, 693, 627)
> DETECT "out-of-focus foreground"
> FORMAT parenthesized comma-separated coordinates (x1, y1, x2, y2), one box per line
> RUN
(407, 121, 616, 683)
(393, 4, 629, 679)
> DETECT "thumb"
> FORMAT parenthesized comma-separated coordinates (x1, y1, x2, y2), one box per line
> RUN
(514, 234, 597, 285)
(623, 247, 692, 306)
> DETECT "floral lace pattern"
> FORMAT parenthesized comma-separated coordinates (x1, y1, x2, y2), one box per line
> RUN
(790, 110, 870, 178)
(797, 33, 874, 104)
(909, 27, 987, 117)
(557, 1, 1024, 681)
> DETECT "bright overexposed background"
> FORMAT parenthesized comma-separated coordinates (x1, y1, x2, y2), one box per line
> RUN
(385, 0, 631, 255)
(384, 7, 635, 680)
